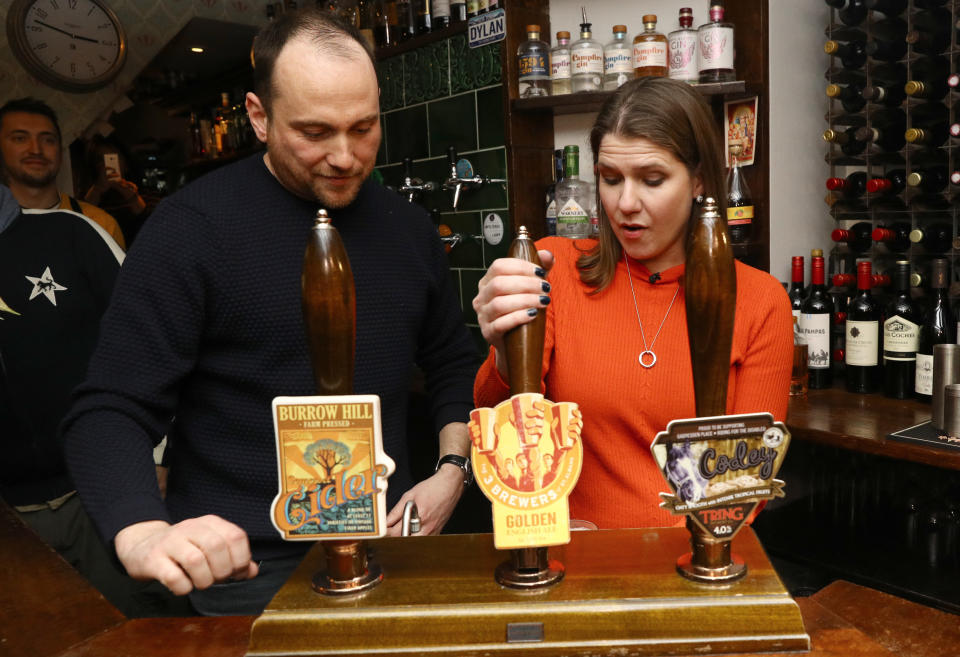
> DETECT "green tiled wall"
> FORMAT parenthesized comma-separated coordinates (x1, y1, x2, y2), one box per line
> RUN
(375, 34, 507, 355)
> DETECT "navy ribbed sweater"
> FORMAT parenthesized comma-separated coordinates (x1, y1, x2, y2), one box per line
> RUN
(63, 155, 478, 559)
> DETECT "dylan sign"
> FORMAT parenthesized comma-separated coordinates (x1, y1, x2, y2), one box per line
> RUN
(468, 8, 505, 49)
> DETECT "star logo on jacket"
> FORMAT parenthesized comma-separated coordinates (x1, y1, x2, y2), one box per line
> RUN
(0, 295, 21, 320)
(25, 266, 68, 306)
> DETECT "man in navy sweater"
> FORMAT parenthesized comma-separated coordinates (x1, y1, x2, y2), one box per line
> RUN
(63, 9, 478, 615)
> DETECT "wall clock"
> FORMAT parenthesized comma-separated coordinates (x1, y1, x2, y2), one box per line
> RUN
(6, 0, 127, 93)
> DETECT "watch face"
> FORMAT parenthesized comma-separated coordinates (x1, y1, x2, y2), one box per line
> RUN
(8, 0, 126, 92)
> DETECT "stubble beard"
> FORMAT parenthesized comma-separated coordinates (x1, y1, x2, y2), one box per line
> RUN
(267, 150, 365, 210)
(2, 162, 57, 189)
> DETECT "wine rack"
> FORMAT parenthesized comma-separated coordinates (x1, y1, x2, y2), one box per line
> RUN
(825, 1, 960, 294)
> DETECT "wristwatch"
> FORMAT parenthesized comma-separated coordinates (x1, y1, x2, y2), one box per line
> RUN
(435, 454, 473, 487)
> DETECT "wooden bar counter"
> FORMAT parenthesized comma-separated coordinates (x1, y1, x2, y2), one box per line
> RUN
(3, 499, 958, 657)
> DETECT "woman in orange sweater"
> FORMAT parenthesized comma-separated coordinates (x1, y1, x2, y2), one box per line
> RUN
(473, 78, 793, 529)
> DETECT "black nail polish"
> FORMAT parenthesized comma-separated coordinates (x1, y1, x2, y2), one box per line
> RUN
(539, 295, 551, 305)
(526, 308, 538, 317)
(541, 281, 551, 293)
(534, 267, 546, 278)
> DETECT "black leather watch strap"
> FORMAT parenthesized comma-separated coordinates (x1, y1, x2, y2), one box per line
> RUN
(435, 454, 473, 486)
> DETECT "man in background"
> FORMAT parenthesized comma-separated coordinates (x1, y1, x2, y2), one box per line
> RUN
(0, 98, 133, 249)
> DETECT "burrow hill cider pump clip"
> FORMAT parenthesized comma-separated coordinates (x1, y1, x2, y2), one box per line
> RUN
(269, 209, 395, 595)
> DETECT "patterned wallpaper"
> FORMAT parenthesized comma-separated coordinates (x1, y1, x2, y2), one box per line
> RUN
(0, 0, 266, 144)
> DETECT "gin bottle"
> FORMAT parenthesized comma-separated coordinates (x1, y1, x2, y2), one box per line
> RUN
(517, 25, 550, 97)
(550, 31, 572, 96)
(570, 9, 603, 93)
(698, 2, 735, 83)
(668, 7, 698, 84)
(555, 145, 592, 238)
(633, 14, 668, 77)
(603, 25, 633, 90)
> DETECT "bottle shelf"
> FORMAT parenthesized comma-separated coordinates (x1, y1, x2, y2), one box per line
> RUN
(511, 80, 747, 115)
(373, 21, 468, 61)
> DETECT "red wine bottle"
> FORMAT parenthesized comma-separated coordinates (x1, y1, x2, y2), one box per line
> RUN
(865, 36, 906, 62)
(825, 39, 866, 69)
(883, 260, 921, 399)
(800, 254, 833, 389)
(904, 57, 950, 100)
(907, 167, 948, 194)
(826, 82, 866, 113)
(866, 168, 906, 195)
(909, 222, 953, 253)
(872, 222, 911, 252)
(789, 256, 805, 318)
(905, 124, 948, 148)
(905, 9, 952, 55)
(826, 171, 868, 197)
(832, 221, 873, 253)
(826, 0, 866, 26)
(845, 260, 881, 393)
(861, 83, 905, 108)
(855, 124, 904, 153)
(823, 127, 868, 156)
(915, 258, 954, 401)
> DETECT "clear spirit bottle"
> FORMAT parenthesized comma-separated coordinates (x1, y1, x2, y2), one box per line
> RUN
(555, 145, 592, 238)
(603, 25, 633, 90)
(570, 9, 603, 93)
(668, 7, 698, 84)
(517, 25, 550, 97)
(698, 2, 735, 83)
(633, 15, 668, 78)
(550, 31, 572, 96)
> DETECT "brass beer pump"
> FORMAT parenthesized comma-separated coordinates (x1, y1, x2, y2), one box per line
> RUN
(679, 196, 746, 583)
(496, 225, 564, 589)
(302, 209, 382, 594)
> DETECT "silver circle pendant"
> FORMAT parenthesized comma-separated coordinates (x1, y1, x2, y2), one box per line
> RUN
(639, 351, 657, 368)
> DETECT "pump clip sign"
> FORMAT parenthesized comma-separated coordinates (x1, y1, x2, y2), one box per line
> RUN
(650, 412, 791, 540)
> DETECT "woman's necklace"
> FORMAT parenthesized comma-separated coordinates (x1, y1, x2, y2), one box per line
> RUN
(624, 251, 680, 368)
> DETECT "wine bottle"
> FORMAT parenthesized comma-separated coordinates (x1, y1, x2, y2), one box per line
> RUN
(870, 15, 907, 42)
(905, 8, 952, 55)
(834, 0, 867, 26)
(861, 83, 905, 108)
(789, 256, 805, 318)
(865, 0, 906, 13)
(914, 0, 948, 7)
(905, 124, 948, 148)
(872, 222, 912, 252)
(825, 39, 866, 69)
(414, 0, 431, 34)
(833, 272, 856, 289)
(864, 36, 906, 62)
(846, 260, 881, 393)
(823, 127, 868, 156)
(882, 260, 921, 399)
(905, 56, 950, 100)
(431, 0, 450, 28)
(907, 167, 948, 194)
(826, 82, 866, 113)
(909, 222, 953, 253)
(826, 171, 867, 197)
(726, 145, 752, 244)
(915, 258, 955, 401)
(832, 221, 873, 253)
(912, 101, 949, 127)
(854, 124, 906, 153)
(866, 168, 906, 195)
(449, 0, 465, 22)
(801, 254, 833, 389)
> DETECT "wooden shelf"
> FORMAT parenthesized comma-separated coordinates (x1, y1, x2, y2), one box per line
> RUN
(511, 80, 747, 115)
(373, 22, 468, 60)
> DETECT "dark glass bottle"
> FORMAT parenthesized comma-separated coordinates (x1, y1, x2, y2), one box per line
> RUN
(826, 82, 866, 113)
(914, 0, 948, 7)
(864, 0, 906, 15)
(414, 0, 432, 33)
(905, 57, 950, 100)
(905, 124, 948, 149)
(431, 0, 450, 28)
(915, 258, 954, 401)
(825, 39, 866, 69)
(789, 256, 805, 318)
(905, 8, 952, 55)
(801, 254, 833, 389)
(907, 167, 948, 194)
(866, 168, 906, 195)
(909, 222, 953, 253)
(855, 124, 905, 152)
(872, 222, 911, 252)
(833, 0, 867, 26)
(831, 221, 873, 253)
(860, 82, 905, 108)
(395, 0, 415, 40)
(823, 127, 868, 156)
(883, 260, 921, 399)
(726, 148, 752, 244)
(449, 0, 465, 22)
(846, 260, 881, 393)
(826, 171, 867, 197)
(864, 36, 906, 62)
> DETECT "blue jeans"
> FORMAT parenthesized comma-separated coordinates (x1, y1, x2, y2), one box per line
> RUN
(188, 553, 305, 616)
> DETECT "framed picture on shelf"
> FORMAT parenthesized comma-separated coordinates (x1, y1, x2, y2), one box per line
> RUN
(724, 96, 758, 167)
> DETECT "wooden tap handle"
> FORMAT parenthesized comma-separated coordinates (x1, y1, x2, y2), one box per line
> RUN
(503, 226, 546, 395)
(684, 198, 737, 417)
(302, 209, 355, 396)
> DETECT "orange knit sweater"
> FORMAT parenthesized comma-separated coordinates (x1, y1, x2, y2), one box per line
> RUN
(474, 236, 794, 529)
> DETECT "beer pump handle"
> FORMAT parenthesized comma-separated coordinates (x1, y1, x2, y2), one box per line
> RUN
(684, 197, 736, 417)
(504, 226, 546, 396)
(302, 209, 356, 396)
